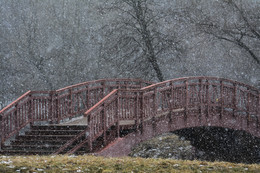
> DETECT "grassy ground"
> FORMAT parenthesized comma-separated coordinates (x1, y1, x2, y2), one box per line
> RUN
(0, 155, 260, 173)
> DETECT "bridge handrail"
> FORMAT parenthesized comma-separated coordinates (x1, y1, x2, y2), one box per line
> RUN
(54, 89, 119, 154)
(0, 91, 31, 114)
(0, 76, 259, 153)
(0, 79, 152, 147)
(141, 76, 259, 92)
(139, 76, 259, 120)
(0, 91, 32, 146)
(56, 78, 153, 92)
(67, 77, 259, 154)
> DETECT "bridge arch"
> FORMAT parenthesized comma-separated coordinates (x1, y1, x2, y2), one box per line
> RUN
(95, 108, 260, 157)
(86, 76, 260, 156)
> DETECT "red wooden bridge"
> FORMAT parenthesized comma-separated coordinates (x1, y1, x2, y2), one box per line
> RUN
(0, 77, 259, 156)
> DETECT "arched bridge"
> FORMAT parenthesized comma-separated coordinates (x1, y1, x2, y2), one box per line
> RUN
(0, 77, 259, 156)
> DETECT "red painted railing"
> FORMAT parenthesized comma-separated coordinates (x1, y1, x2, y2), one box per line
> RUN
(54, 89, 120, 154)
(0, 79, 152, 148)
(1, 77, 259, 153)
(60, 77, 259, 154)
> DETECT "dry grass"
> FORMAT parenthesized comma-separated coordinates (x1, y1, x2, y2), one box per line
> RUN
(0, 155, 259, 172)
(129, 134, 194, 160)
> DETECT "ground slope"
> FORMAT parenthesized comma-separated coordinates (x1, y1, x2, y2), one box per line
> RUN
(0, 155, 259, 172)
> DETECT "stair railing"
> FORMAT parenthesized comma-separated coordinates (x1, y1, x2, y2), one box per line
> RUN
(0, 91, 32, 149)
(64, 89, 143, 154)
(0, 79, 153, 149)
(54, 89, 119, 154)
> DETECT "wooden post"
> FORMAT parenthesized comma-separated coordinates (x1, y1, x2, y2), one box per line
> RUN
(125, 81, 128, 90)
(233, 83, 237, 117)
(140, 80, 143, 89)
(185, 80, 189, 120)
(14, 104, 18, 130)
(167, 82, 174, 129)
(116, 90, 120, 138)
(168, 82, 174, 123)
(55, 92, 59, 124)
(49, 91, 55, 124)
(220, 81, 223, 119)
(29, 93, 33, 126)
(256, 91, 260, 128)
(140, 91, 144, 134)
(199, 79, 202, 118)
(101, 81, 106, 98)
(206, 79, 209, 117)
(102, 104, 107, 146)
(116, 81, 120, 89)
(86, 85, 90, 110)
(87, 117, 93, 152)
(135, 92, 139, 131)
(152, 87, 157, 130)
(246, 87, 250, 126)
(69, 89, 73, 117)
(0, 114, 2, 150)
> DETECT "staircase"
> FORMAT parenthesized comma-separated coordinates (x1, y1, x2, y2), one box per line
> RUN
(0, 79, 153, 155)
(0, 125, 89, 155)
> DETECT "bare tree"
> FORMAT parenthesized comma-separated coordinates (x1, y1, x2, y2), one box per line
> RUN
(189, 0, 260, 65)
(99, 0, 184, 81)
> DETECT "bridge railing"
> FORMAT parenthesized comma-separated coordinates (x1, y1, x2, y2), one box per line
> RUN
(54, 78, 152, 122)
(55, 77, 259, 154)
(140, 77, 259, 120)
(59, 89, 141, 154)
(1, 77, 259, 153)
(0, 78, 152, 148)
(0, 91, 32, 146)
(54, 89, 119, 154)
